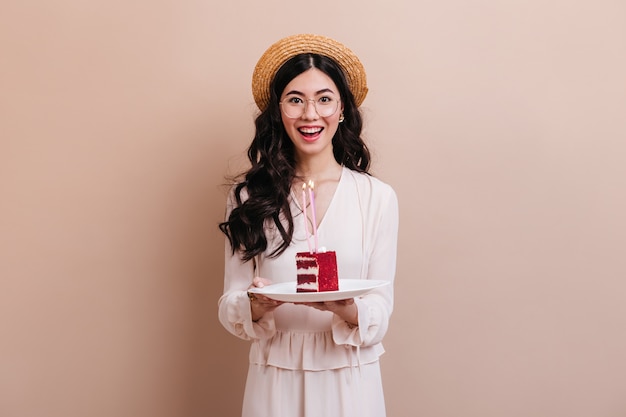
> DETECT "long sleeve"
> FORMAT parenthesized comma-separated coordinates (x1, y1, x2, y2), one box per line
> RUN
(332, 175, 399, 347)
(217, 191, 277, 341)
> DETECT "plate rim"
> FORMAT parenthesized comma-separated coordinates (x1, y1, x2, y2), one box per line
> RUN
(247, 279, 389, 302)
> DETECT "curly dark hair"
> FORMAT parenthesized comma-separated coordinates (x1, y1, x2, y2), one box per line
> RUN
(219, 53, 371, 262)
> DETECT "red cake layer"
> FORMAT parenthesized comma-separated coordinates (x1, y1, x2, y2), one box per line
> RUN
(295, 251, 339, 292)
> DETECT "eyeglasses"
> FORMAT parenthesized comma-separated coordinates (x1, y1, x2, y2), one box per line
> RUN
(279, 95, 341, 119)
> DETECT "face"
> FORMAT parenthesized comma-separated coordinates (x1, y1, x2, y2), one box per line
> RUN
(279, 68, 344, 162)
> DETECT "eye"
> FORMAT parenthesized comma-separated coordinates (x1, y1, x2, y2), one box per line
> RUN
(318, 96, 335, 105)
(285, 96, 303, 104)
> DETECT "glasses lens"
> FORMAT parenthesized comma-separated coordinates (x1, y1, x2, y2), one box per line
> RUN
(280, 96, 339, 118)
(316, 97, 339, 117)
(281, 99, 303, 118)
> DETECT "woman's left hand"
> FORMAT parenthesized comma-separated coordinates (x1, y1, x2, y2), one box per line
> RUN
(297, 298, 358, 327)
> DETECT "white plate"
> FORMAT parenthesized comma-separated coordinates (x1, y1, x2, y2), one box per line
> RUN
(248, 279, 390, 302)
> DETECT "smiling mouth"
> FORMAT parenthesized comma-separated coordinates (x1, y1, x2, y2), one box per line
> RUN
(298, 127, 324, 139)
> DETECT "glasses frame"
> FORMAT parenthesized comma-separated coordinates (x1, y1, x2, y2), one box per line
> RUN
(279, 96, 341, 119)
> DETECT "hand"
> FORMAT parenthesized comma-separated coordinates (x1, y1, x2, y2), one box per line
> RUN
(296, 298, 358, 326)
(248, 276, 283, 322)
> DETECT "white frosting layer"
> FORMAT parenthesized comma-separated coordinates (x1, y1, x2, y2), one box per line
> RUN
(296, 282, 319, 290)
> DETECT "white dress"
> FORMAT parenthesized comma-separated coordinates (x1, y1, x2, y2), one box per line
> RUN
(218, 167, 399, 417)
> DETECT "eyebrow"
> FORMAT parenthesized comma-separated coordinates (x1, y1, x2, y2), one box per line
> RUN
(283, 88, 336, 96)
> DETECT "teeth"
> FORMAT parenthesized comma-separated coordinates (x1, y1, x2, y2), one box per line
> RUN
(299, 127, 322, 134)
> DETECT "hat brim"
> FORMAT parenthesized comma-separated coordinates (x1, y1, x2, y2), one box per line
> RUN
(252, 34, 368, 111)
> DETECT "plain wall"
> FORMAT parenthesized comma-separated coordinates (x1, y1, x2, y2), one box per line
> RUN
(1, 1, 625, 416)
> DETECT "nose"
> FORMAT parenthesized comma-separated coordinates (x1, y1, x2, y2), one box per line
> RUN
(301, 99, 319, 120)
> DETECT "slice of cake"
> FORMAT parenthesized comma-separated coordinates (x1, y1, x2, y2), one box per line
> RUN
(296, 251, 339, 292)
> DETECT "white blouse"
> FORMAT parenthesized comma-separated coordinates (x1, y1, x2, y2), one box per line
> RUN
(218, 167, 399, 370)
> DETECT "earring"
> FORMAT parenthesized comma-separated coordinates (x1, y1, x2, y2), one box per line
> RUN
(339, 113, 345, 123)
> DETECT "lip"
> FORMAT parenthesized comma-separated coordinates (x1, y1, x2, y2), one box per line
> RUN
(297, 125, 324, 142)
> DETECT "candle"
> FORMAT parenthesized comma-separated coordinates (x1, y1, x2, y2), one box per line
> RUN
(302, 182, 312, 253)
(308, 180, 319, 252)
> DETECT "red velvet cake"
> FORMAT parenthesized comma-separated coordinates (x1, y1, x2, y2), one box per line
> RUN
(295, 251, 339, 292)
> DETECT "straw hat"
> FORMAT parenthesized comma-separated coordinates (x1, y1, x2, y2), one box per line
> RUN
(252, 34, 368, 111)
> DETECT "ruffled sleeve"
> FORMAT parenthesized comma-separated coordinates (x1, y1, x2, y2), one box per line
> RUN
(217, 189, 277, 341)
(331, 175, 399, 347)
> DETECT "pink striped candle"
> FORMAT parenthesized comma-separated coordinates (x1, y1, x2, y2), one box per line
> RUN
(302, 182, 312, 253)
(308, 180, 319, 252)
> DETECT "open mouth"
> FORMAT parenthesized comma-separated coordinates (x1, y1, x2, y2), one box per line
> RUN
(298, 127, 324, 139)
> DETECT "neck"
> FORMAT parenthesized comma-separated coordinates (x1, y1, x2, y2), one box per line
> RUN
(295, 158, 342, 182)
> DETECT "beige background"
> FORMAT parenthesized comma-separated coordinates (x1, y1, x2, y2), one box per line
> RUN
(1, 1, 625, 416)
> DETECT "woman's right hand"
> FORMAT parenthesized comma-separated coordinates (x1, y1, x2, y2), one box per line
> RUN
(248, 276, 283, 322)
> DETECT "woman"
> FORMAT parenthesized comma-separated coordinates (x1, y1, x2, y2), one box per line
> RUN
(218, 34, 398, 417)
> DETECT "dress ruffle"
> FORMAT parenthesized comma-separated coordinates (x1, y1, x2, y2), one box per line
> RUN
(250, 328, 384, 371)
